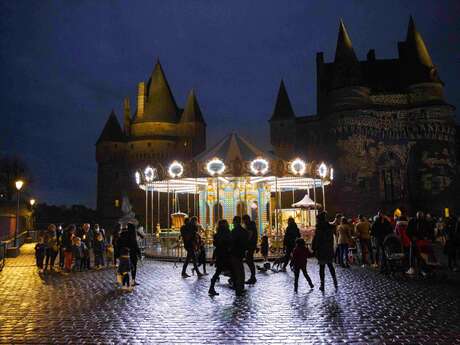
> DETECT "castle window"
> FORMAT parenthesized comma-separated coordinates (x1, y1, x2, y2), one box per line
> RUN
(114, 199, 120, 207)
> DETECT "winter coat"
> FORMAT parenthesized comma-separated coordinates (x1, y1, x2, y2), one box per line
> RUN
(394, 220, 410, 248)
(371, 217, 393, 242)
(117, 228, 141, 259)
(93, 239, 106, 254)
(283, 223, 301, 249)
(61, 230, 74, 252)
(355, 221, 371, 240)
(292, 245, 309, 268)
(230, 224, 249, 258)
(312, 220, 335, 264)
(72, 243, 85, 260)
(181, 223, 197, 250)
(337, 224, 353, 245)
(35, 243, 46, 258)
(245, 221, 258, 251)
(407, 218, 429, 241)
(260, 235, 269, 257)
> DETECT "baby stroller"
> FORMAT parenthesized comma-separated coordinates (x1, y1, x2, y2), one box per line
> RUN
(383, 234, 406, 274)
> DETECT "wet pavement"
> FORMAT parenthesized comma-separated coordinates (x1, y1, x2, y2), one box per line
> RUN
(0, 243, 459, 344)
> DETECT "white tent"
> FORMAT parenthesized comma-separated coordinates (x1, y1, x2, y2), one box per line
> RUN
(292, 194, 320, 209)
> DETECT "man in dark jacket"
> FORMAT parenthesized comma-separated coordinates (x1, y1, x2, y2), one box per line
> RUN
(371, 211, 393, 272)
(117, 223, 141, 285)
(78, 223, 94, 270)
(243, 214, 258, 284)
(282, 217, 301, 271)
(230, 216, 249, 296)
(181, 217, 202, 278)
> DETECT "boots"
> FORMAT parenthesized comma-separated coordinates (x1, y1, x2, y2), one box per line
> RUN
(208, 286, 219, 296)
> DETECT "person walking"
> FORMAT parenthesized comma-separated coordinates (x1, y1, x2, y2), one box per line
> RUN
(282, 217, 301, 271)
(181, 217, 202, 278)
(312, 212, 338, 291)
(209, 219, 233, 296)
(337, 217, 353, 267)
(242, 214, 257, 284)
(355, 215, 373, 266)
(35, 236, 46, 273)
(292, 238, 314, 292)
(371, 211, 393, 273)
(230, 216, 249, 296)
(44, 224, 59, 272)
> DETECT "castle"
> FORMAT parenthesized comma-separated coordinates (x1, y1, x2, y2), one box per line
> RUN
(269, 17, 457, 216)
(96, 17, 457, 225)
(96, 60, 206, 227)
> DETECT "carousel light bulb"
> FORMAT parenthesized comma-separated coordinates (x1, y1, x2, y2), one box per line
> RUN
(250, 158, 269, 175)
(206, 158, 225, 176)
(135, 171, 141, 185)
(290, 158, 306, 176)
(318, 162, 327, 178)
(30, 198, 36, 206)
(168, 161, 184, 178)
(330, 167, 334, 180)
(144, 166, 156, 182)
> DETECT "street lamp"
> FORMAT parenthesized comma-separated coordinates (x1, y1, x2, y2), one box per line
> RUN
(318, 162, 328, 211)
(29, 198, 36, 239)
(15, 180, 24, 247)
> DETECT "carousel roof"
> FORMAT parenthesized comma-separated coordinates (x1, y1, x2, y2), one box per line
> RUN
(194, 132, 277, 162)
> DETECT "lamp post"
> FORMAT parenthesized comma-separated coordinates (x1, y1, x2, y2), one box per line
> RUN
(318, 162, 328, 211)
(29, 198, 36, 239)
(14, 180, 24, 247)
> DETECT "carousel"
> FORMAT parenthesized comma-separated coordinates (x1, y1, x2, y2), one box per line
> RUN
(134, 132, 333, 244)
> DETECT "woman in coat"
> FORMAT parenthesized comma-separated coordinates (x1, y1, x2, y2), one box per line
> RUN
(117, 223, 141, 286)
(337, 217, 353, 267)
(209, 219, 232, 296)
(312, 212, 338, 291)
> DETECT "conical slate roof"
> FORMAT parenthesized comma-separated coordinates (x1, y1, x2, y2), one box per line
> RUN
(97, 110, 124, 144)
(181, 89, 206, 124)
(335, 19, 358, 63)
(270, 80, 295, 121)
(143, 60, 179, 123)
(405, 16, 433, 67)
(195, 132, 276, 163)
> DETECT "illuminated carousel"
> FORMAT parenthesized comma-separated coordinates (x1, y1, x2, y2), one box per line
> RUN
(135, 132, 333, 240)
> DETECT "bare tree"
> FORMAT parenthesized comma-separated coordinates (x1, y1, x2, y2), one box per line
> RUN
(0, 155, 31, 200)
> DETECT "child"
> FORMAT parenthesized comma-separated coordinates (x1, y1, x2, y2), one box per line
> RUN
(292, 238, 314, 292)
(93, 233, 106, 269)
(35, 237, 46, 273)
(261, 232, 269, 262)
(118, 247, 132, 291)
(72, 237, 85, 272)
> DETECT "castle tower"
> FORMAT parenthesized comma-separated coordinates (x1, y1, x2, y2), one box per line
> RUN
(96, 110, 125, 223)
(269, 80, 297, 159)
(179, 89, 207, 158)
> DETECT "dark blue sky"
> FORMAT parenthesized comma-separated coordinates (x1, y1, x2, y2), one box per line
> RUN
(1, 0, 459, 207)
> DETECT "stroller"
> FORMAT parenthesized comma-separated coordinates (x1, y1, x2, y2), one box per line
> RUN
(383, 234, 406, 274)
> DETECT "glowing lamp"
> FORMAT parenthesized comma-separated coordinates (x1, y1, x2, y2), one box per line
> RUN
(135, 171, 141, 185)
(168, 161, 184, 178)
(250, 158, 269, 175)
(30, 199, 36, 206)
(15, 180, 24, 191)
(250, 202, 258, 209)
(206, 158, 225, 176)
(144, 166, 156, 182)
(330, 167, 334, 180)
(290, 158, 306, 176)
(318, 162, 327, 178)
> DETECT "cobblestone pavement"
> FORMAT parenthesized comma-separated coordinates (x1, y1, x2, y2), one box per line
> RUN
(1, 244, 459, 344)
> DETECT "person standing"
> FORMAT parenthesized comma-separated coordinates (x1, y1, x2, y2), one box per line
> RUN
(337, 217, 353, 268)
(117, 223, 141, 286)
(282, 217, 301, 271)
(312, 212, 338, 291)
(35, 236, 46, 273)
(209, 219, 232, 296)
(62, 224, 76, 273)
(371, 211, 393, 272)
(444, 216, 459, 271)
(355, 215, 373, 266)
(230, 216, 249, 296)
(242, 214, 257, 284)
(44, 224, 59, 272)
(79, 224, 94, 270)
(292, 238, 314, 292)
(181, 217, 202, 278)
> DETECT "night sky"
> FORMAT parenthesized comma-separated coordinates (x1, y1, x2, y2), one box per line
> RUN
(1, 1, 459, 207)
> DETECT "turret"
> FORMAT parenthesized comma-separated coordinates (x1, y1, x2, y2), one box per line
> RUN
(269, 80, 296, 158)
(179, 89, 206, 157)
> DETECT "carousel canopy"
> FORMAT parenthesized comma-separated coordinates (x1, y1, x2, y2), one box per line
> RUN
(292, 194, 321, 209)
(194, 132, 277, 163)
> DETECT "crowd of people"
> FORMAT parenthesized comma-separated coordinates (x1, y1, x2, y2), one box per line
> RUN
(34, 222, 143, 291)
(34, 208, 459, 296)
